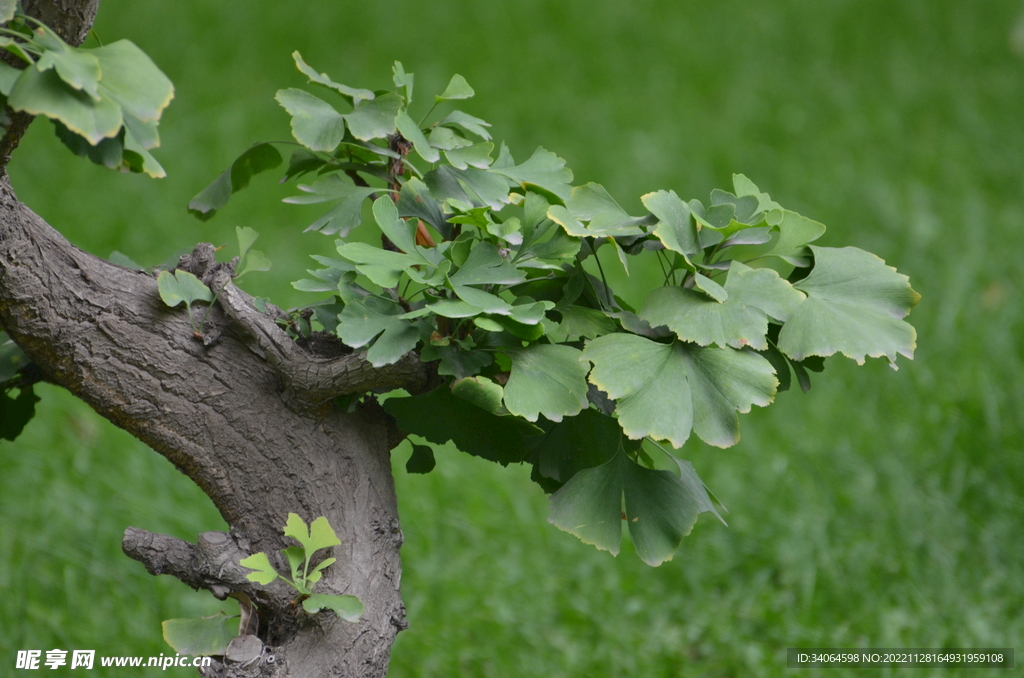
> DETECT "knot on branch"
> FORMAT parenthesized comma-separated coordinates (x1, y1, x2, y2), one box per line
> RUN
(122, 527, 288, 601)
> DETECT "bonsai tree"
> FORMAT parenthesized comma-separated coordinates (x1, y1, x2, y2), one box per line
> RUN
(0, 1, 918, 675)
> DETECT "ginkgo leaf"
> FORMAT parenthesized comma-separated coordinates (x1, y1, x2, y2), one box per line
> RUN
(384, 387, 541, 465)
(582, 334, 777, 448)
(766, 210, 826, 267)
(564, 183, 648, 236)
(548, 448, 710, 566)
(639, 261, 805, 350)
(302, 594, 363, 622)
(189, 142, 282, 220)
(441, 110, 492, 140)
(777, 245, 920, 364)
(490, 147, 573, 200)
(239, 552, 278, 585)
(503, 345, 589, 422)
(643, 189, 700, 258)
(396, 110, 440, 163)
(392, 61, 414, 104)
(343, 93, 401, 141)
(162, 613, 236, 657)
(436, 73, 475, 102)
(157, 270, 213, 308)
(335, 295, 419, 367)
(449, 242, 525, 287)
(92, 40, 174, 122)
(275, 88, 346, 152)
(531, 408, 623, 484)
(10, 67, 121, 144)
(293, 51, 374, 105)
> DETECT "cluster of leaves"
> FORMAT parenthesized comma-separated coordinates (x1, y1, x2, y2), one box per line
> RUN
(0, 0, 172, 177)
(239, 513, 363, 621)
(191, 58, 919, 566)
(156, 226, 271, 335)
(164, 514, 360, 658)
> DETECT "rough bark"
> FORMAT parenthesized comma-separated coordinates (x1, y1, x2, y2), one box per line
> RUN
(0, 2, 424, 676)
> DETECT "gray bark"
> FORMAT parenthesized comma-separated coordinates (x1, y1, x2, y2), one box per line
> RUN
(0, 2, 427, 675)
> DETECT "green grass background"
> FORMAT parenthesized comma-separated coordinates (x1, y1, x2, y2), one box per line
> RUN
(2, 0, 1022, 676)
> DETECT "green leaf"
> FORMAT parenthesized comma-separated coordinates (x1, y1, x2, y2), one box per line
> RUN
(36, 43, 101, 100)
(302, 593, 364, 622)
(0, 0, 16, 23)
(766, 210, 826, 266)
(236, 250, 271, 278)
(335, 243, 417, 288)
(189, 142, 283, 220)
(451, 375, 507, 416)
(639, 262, 805, 350)
(384, 387, 541, 465)
(336, 295, 420, 367)
(777, 245, 920, 364)
(283, 175, 378, 236)
(293, 51, 374, 106)
(418, 343, 493, 379)
(275, 88, 346, 152)
(162, 613, 236, 657)
(643, 190, 700, 258)
(565, 183, 647, 236)
(441, 110, 492, 140)
(490, 147, 573, 200)
(1, 386, 39, 442)
(427, 165, 511, 210)
(428, 125, 471, 150)
(343, 93, 402, 141)
(531, 408, 622, 484)
(92, 40, 174, 122)
(582, 335, 777, 448)
(306, 515, 342, 553)
(157, 270, 213, 308)
(732, 173, 781, 214)
(548, 448, 708, 565)
(122, 125, 165, 178)
(283, 546, 305, 584)
(406, 443, 436, 474)
(547, 305, 617, 343)
(503, 345, 589, 423)
(307, 557, 337, 585)
(9, 66, 121, 144)
(436, 73, 474, 102)
(0, 59, 20, 96)
(372, 196, 419, 257)
(107, 251, 145, 271)
(445, 141, 494, 170)
(239, 552, 279, 585)
(52, 119, 124, 169)
(392, 61, 413, 104)
(396, 110, 439, 163)
(449, 242, 525, 287)
(398, 177, 449, 237)
(236, 226, 259, 261)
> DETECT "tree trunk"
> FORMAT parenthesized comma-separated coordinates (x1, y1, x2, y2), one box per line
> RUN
(0, 2, 427, 675)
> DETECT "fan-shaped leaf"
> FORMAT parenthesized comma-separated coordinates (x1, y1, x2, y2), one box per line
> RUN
(275, 88, 346, 152)
(503, 345, 589, 422)
(777, 246, 920, 364)
(548, 449, 710, 566)
(582, 334, 777, 448)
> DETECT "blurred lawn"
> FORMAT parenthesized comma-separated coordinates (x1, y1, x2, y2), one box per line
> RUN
(2, 0, 1022, 676)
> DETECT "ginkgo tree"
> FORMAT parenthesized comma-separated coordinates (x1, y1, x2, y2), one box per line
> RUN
(186, 51, 918, 568)
(0, 1, 918, 676)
